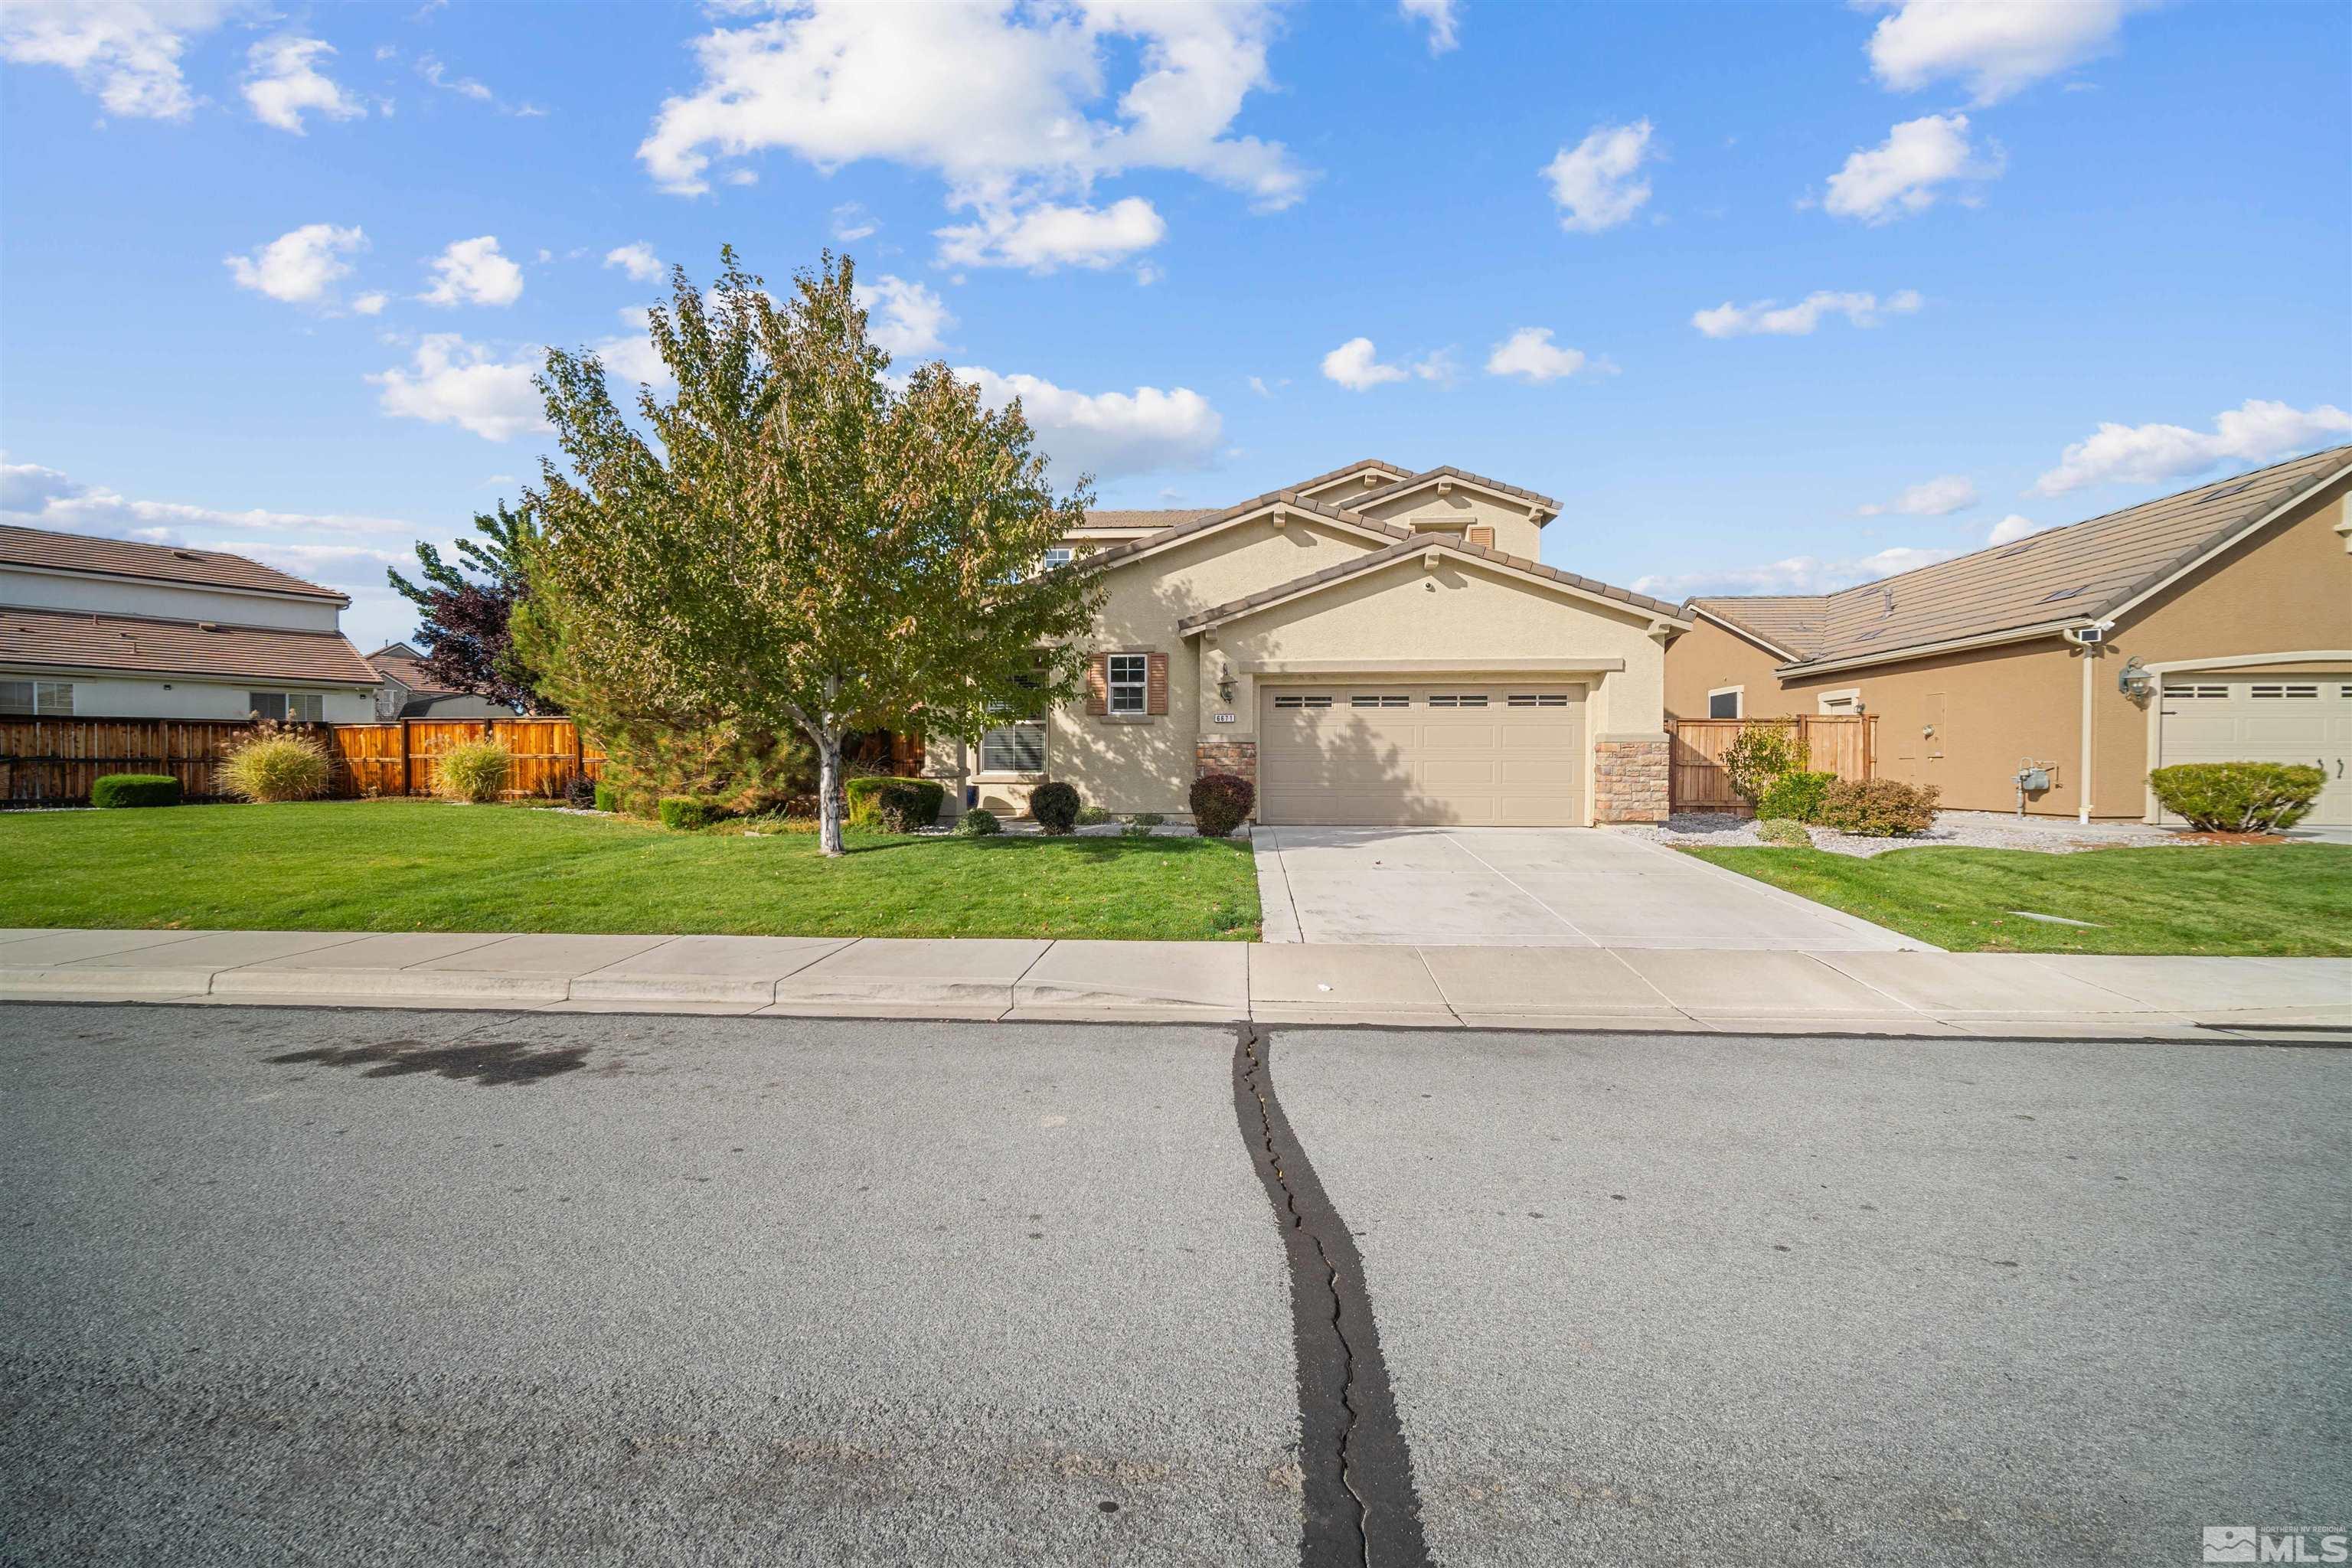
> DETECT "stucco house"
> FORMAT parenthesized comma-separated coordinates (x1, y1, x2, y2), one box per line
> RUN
(927, 459, 1692, 827)
(1663, 445, 2352, 826)
(364, 642, 512, 719)
(0, 526, 380, 721)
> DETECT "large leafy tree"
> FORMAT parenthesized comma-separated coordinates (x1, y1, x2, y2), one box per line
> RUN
(386, 500, 556, 712)
(522, 248, 1099, 856)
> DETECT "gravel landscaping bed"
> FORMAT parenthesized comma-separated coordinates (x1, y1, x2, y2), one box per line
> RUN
(1625, 808, 2186, 859)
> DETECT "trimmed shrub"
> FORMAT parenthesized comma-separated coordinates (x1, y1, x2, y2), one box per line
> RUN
(955, 807, 1001, 837)
(1131, 812, 1165, 828)
(437, 737, 514, 804)
(1029, 780, 1082, 835)
(1818, 778, 1939, 837)
(593, 781, 619, 814)
(844, 775, 945, 828)
(1190, 772, 1254, 838)
(658, 794, 727, 831)
(1722, 720, 1809, 805)
(1074, 805, 1114, 826)
(2149, 762, 2325, 833)
(564, 776, 598, 809)
(1120, 818, 1156, 838)
(220, 724, 329, 802)
(1755, 817, 1811, 848)
(1756, 769, 1838, 825)
(92, 773, 181, 809)
(872, 779, 940, 833)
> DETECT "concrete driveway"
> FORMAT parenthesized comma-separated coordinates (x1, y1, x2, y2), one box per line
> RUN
(1252, 825, 1922, 949)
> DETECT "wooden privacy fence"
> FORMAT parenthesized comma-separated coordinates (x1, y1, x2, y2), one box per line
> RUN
(1668, 714, 1876, 812)
(0, 716, 604, 805)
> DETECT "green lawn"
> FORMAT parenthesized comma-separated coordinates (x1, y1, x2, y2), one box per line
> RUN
(1682, 843, 2352, 956)
(0, 801, 1261, 941)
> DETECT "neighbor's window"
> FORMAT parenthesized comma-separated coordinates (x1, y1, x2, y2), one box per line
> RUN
(0, 680, 73, 715)
(1042, 547, 1073, 570)
(248, 691, 286, 721)
(250, 691, 324, 722)
(1707, 688, 1743, 719)
(982, 676, 1046, 773)
(1107, 653, 1148, 714)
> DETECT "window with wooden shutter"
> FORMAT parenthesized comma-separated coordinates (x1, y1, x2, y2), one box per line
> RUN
(1147, 652, 1168, 715)
(1085, 655, 1108, 716)
(1465, 525, 1495, 548)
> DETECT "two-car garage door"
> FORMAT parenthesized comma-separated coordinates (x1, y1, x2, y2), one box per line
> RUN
(1258, 683, 1585, 826)
(2158, 675, 2352, 825)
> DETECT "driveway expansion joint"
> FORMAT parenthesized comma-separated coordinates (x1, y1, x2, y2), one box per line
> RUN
(1233, 1023, 1433, 1568)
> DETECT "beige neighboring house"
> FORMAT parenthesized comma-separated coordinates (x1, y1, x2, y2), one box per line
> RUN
(926, 459, 1692, 826)
(1664, 445, 2352, 825)
(364, 642, 511, 719)
(0, 525, 380, 721)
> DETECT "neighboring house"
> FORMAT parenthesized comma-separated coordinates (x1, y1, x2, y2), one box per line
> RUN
(364, 641, 511, 719)
(1664, 445, 2352, 825)
(0, 526, 379, 721)
(926, 459, 1691, 826)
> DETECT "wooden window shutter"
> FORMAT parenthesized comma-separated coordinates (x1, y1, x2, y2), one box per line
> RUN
(1465, 525, 1495, 548)
(1085, 655, 1108, 716)
(1147, 652, 1168, 715)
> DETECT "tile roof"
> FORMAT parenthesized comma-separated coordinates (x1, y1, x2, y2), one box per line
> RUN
(1349, 465, 1561, 512)
(366, 647, 456, 694)
(1685, 596, 1830, 657)
(1078, 488, 1407, 571)
(1077, 508, 1221, 531)
(1285, 458, 1416, 492)
(1179, 533, 1687, 632)
(1690, 443, 2352, 671)
(0, 524, 348, 602)
(0, 606, 382, 686)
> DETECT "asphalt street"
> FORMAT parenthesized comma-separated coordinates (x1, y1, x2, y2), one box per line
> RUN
(2, 1003, 2347, 1566)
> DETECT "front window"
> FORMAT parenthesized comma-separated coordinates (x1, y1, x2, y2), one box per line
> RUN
(0, 680, 72, 715)
(1707, 688, 1743, 719)
(982, 675, 1045, 773)
(1107, 653, 1148, 714)
(250, 691, 325, 722)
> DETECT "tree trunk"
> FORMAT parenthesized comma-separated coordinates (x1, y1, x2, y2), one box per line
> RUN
(816, 730, 845, 857)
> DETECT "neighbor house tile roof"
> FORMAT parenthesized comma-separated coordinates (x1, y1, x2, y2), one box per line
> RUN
(1692, 443, 2352, 672)
(0, 606, 381, 686)
(1077, 508, 1222, 531)
(0, 524, 348, 602)
(1349, 465, 1562, 513)
(366, 645, 453, 694)
(1179, 533, 1687, 632)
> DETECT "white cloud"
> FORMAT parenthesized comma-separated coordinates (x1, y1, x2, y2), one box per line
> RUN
(593, 309, 673, 390)
(1635, 544, 1958, 599)
(1320, 337, 1409, 392)
(1821, 113, 2000, 224)
(1692, 288, 1923, 338)
(420, 235, 524, 307)
(1862, 0, 2135, 104)
(369, 334, 548, 441)
(2030, 399, 2352, 495)
(636, 0, 1309, 217)
(935, 196, 1166, 272)
(3, 459, 416, 538)
(0, 0, 227, 120)
(1857, 473, 1976, 517)
(1484, 327, 1589, 384)
(1542, 119, 1655, 234)
(352, 292, 389, 316)
(952, 368, 1221, 481)
(603, 242, 664, 283)
(854, 274, 953, 359)
(416, 51, 489, 100)
(830, 201, 877, 241)
(1410, 348, 1459, 386)
(242, 34, 365, 135)
(1400, 0, 1459, 54)
(1987, 513, 2050, 546)
(1247, 375, 1272, 397)
(224, 224, 368, 307)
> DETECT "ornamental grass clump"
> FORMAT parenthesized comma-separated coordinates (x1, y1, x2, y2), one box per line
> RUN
(220, 721, 329, 802)
(436, 737, 514, 804)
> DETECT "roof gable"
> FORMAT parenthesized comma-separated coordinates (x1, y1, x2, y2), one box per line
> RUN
(1287, 458, 1414, 500)
(1351, 466, 1560, 519)
(1179, 534, 1687, 635)
(1079, 488, 1407, 574)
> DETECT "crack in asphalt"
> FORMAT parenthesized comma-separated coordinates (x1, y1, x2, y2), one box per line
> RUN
(1234, 1024, 1432, 1568)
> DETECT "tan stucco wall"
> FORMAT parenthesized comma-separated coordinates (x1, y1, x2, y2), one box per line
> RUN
(1357, 487, 1544, 560)
(1661, 482, 2352, 818)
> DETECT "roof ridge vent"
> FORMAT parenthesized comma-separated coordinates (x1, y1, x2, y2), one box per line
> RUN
(1879, 586, 1896, 618)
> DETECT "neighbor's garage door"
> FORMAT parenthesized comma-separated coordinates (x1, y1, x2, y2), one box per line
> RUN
(2158, 675, 2352, 825)
(1257, 684, 1585, 826)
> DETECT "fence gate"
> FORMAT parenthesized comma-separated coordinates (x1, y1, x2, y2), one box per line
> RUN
(1668, 714, 1876, 812)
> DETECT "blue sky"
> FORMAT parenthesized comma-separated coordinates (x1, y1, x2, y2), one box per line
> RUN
(3, 0, 2347, 652)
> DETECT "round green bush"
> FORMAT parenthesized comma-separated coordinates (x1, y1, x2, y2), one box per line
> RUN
(1818, 778, 1939, 837)
(955, 807, 1001, 837)
(1074, 805, 1115, 826)
(1189, 772, 1254, 838)
(2148, 761, 2325, 832)
(1029, 780, 1081, 835)
(658, 794, 726, 831)
(844, 775, 944, 828)
(220, 729, 330, 802)
(91, 773, 181, 808)
(1755, 817, 1811, 848)
(1756, 769, 1837, 825)
(436, 737, 514, 804)
(871, 779, 940, 833)
(1722, 720, 1809, 805)
(592, 781, 619, 813)
(1130, 812, 1165, 828)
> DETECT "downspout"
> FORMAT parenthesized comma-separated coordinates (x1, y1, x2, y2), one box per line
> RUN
(2079, 642, 2094, 825)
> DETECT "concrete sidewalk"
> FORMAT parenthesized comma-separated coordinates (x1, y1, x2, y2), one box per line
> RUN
(0, 928, 2343, 1039)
